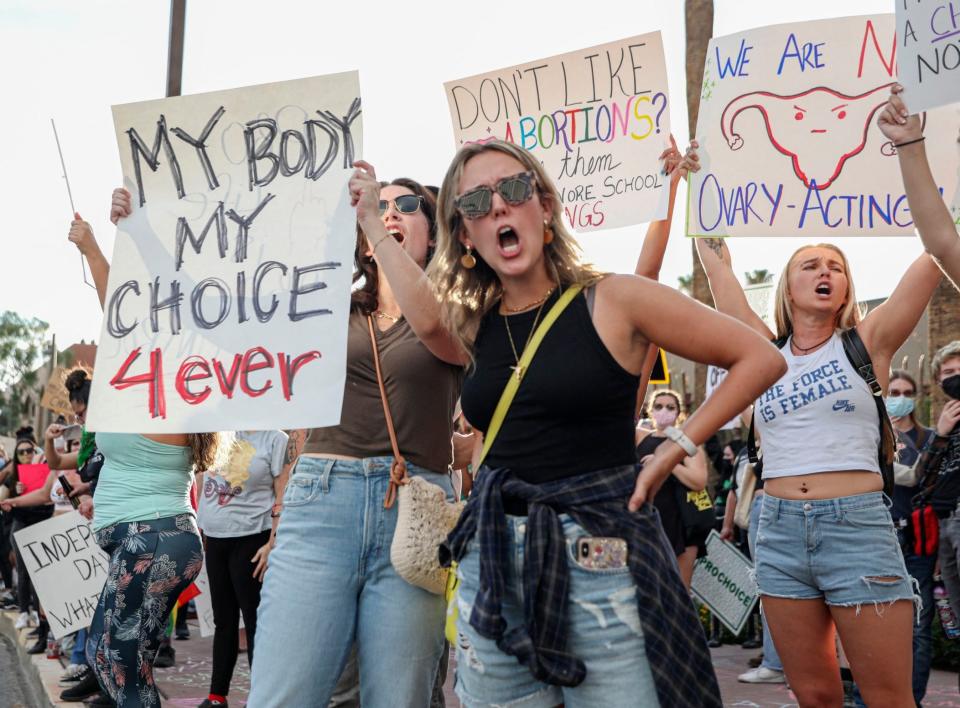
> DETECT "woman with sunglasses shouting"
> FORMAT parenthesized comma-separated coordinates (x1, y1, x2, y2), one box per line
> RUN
(636, 389, 708, 589)
(347, 142, 785, 707)
(247, 178, 465, 708)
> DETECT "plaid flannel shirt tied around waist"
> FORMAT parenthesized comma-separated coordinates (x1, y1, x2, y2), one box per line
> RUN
(439, 463, 722, 707)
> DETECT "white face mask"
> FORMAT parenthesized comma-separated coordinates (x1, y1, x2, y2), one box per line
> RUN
(652, 408, 678, 429)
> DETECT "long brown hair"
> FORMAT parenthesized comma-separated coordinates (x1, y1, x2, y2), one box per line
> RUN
(352, 178, 438, 315)
(188, 433, 226, 471)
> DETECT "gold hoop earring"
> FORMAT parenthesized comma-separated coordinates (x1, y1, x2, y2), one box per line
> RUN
(543, 221, 554, 245)
(460, 246, 476, 269)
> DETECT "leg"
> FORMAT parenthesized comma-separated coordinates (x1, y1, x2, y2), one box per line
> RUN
(10, 519, 33, 612)
(228, 530, 270, 670)
(904, 552, 936, 704)
(830, 601, 914, 708)
(206, 536, 241, 698)
(762, 597, 842, 707)
(248, 459, 361, 707)
(939, 516, 960, 625)
(328, 644, 361, 708)
(676, 545, 697, 589)
(748, 495, 783, 673)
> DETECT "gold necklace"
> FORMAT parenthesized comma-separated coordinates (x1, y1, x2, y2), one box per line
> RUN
(374, 310, 400, 323)
(503, 294, 552, 380)
(502, 286, 555, 314)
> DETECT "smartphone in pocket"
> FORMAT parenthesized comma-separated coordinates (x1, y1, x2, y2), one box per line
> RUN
(573, 537, 628, 570)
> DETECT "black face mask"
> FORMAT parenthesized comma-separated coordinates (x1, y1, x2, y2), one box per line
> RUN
(941, 374, 960, 400)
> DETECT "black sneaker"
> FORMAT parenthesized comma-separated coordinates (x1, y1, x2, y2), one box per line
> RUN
(26, 635, 47, 654)
(197, 700, 228, 707)
(153, 644, 175, 668)
(83, 691, 116, 707)
(61, 672, 102, 702)
(175, 626, 191, 640)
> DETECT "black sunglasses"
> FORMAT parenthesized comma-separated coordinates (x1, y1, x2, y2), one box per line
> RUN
(16, 448, 33, 456)
(378, 195, 423, 216)
(455, 172, 536, 220)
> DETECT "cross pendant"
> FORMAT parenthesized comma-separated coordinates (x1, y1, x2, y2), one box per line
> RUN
(510, 365, 524, 381)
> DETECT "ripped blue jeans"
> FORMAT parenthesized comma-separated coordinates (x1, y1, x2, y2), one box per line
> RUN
(755, 492, 916, 610)
(453, 514, 659, 708)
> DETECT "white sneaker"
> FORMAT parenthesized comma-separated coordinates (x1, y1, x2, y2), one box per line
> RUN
(14, 612, 30, 630)
(738, 666, 786, 684)
(59, 663, 89, 685)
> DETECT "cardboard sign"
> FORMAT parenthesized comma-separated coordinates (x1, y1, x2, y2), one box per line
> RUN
(691, 530, 758, 635)
(445, 33, 672, 232)
(13, 511, 109, 639)
(88, 72, 361, 433)
(40, 367, 74, 417)
(687, 15, 960, 237)
(17, 463, 50, 493)
(896, 0, 960, 113)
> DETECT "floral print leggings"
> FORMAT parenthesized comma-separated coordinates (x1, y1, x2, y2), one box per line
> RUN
(87, 514, 202, 708)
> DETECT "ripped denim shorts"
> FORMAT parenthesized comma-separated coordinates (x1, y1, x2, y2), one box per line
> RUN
(754, 492, 917, 610)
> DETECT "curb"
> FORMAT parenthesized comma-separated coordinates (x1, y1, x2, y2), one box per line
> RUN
(0, 609, 65, 708)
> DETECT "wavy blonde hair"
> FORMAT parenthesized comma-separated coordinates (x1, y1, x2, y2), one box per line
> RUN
(773, 243, 863, 339)
(427, 140, 602, 356)
(647, 389, 688, 425)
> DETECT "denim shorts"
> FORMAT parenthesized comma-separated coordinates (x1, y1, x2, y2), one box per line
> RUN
(453, 514, 659, 708)
(755, 492, 917, 610)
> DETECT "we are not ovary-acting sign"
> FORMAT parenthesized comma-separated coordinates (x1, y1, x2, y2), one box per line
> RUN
(88, 73, 360, 433)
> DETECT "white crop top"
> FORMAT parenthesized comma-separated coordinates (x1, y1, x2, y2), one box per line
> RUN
(755, 332, 880, 479)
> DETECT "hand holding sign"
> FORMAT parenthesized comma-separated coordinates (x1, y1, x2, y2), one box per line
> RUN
(876, 85, 925, 146)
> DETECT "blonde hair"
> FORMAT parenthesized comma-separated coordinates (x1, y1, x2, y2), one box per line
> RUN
(648, 389, 687, 424)
(773, 243, 863, 339)
(427, 140, 603, 356)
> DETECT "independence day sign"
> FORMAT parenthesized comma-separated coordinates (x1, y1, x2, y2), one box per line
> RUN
(687, 15, 960, 237)
(87, 72, 361, 433)
(445, 33, 672, 232)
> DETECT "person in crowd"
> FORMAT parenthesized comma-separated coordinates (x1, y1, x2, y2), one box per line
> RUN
(688, 138, 943, 707)
(879, 84, 960, 290)
(635, 389, 708, 588)
(68, 207, 226, 708)
(245, 177, 466, 708)
(196, 429, 291, 708)
(1, 428, 51, 636)
(0, 442, 15, 608)
(350, 140, 784, 706)
(915, 344, 960, 641)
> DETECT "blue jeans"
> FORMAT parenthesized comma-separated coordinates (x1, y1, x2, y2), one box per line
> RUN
(70, 628, 88, 666)
(248, 456, 451, 708)
(453, 514, 660, 708)
(748, 494, 783, 673)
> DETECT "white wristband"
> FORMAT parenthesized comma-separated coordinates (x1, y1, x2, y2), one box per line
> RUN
(663, 426, 697, 457)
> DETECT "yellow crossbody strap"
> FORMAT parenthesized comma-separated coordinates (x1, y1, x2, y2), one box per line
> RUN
(476, 283, 584, 468)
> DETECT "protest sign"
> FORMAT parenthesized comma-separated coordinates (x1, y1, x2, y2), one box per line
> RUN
(691, 530, 758, 635)
(40, 367, 73, 417)
(896, 0, 960, 113)
(687, 15, 960, 237)
(18, 463, 50, 493)
(193, 561, 242, 638)
(13, 511, 109, 639)
(87, 72, 361, 433)
(444, 33, 672, 232)
(705, 367, 740, 430)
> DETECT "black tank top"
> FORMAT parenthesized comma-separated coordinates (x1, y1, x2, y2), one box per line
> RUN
(461, 287, 639, 484)
(636, 433, 685, 556)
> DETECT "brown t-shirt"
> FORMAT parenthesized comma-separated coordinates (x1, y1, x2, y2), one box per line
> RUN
(304, 311, 463, 472)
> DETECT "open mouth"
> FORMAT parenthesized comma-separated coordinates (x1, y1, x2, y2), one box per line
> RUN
(387, 227, 404, 244)
(497, 226, 520, 257)
(815, 283, 832, 296)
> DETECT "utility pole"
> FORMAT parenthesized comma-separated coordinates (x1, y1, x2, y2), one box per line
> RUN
(166, 0, 187, 98)
(685, 0, 715, 409)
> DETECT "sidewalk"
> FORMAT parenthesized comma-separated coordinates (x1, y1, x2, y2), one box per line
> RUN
(3, 606, 958, 706)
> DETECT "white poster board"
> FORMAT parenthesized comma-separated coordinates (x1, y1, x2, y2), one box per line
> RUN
(445, 33, 672, 232)
(687, 15, 960, 237)
(13, 511, 109, 639)
(691, 529, 758, 635)
(88, 72, 361, 432)
(705, 366, 740, 430)
(896, 0, 960, 113)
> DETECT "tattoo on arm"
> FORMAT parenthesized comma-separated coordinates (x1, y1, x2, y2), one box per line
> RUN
(284, 429, 305, 466)
(701, 238, 726, 260)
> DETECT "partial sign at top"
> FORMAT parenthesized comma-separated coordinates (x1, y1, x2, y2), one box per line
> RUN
(896, 0, 960, 113)
(444, 33, 672, 233)
(88, 72, 361, 433)
(687, 15, 960, 237)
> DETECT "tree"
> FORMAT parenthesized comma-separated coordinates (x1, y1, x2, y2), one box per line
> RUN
(0, 311, 50, 434)
(745, 269, 773, 285)
(678, 274, 693, 294)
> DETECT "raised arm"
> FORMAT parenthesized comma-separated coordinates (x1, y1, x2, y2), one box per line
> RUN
(858, 252, 941, 373)
(878, 85, 960, 287)
(349, 161, 467, 365)
(43, 423, 79, 470)
(634, 137, 683, 280)
(69, 217, 110, 308)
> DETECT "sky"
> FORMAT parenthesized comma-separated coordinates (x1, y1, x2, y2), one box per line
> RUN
(0, 0, 931, 351)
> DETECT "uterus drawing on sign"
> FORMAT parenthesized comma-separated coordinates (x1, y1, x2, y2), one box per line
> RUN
(719, 83, 897, 190)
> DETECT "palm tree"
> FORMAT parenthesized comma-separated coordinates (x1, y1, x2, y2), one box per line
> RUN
(678, 274, 693, 294)
(745, 269, 773, 285)
(686, 0, 714, 407)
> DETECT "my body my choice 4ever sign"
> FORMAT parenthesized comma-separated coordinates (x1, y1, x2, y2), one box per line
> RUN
(88, 72, 361, 433)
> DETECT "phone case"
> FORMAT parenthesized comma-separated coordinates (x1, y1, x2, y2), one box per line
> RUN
(574, 537, 628, 570)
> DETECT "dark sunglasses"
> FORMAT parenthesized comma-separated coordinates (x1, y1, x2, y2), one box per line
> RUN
(16, 448, 33, 457)
(454, 172, 536, 220)
(652, 403, 678, 411)
(378, 195, 423, 216)
(889, 389, 916, 397)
